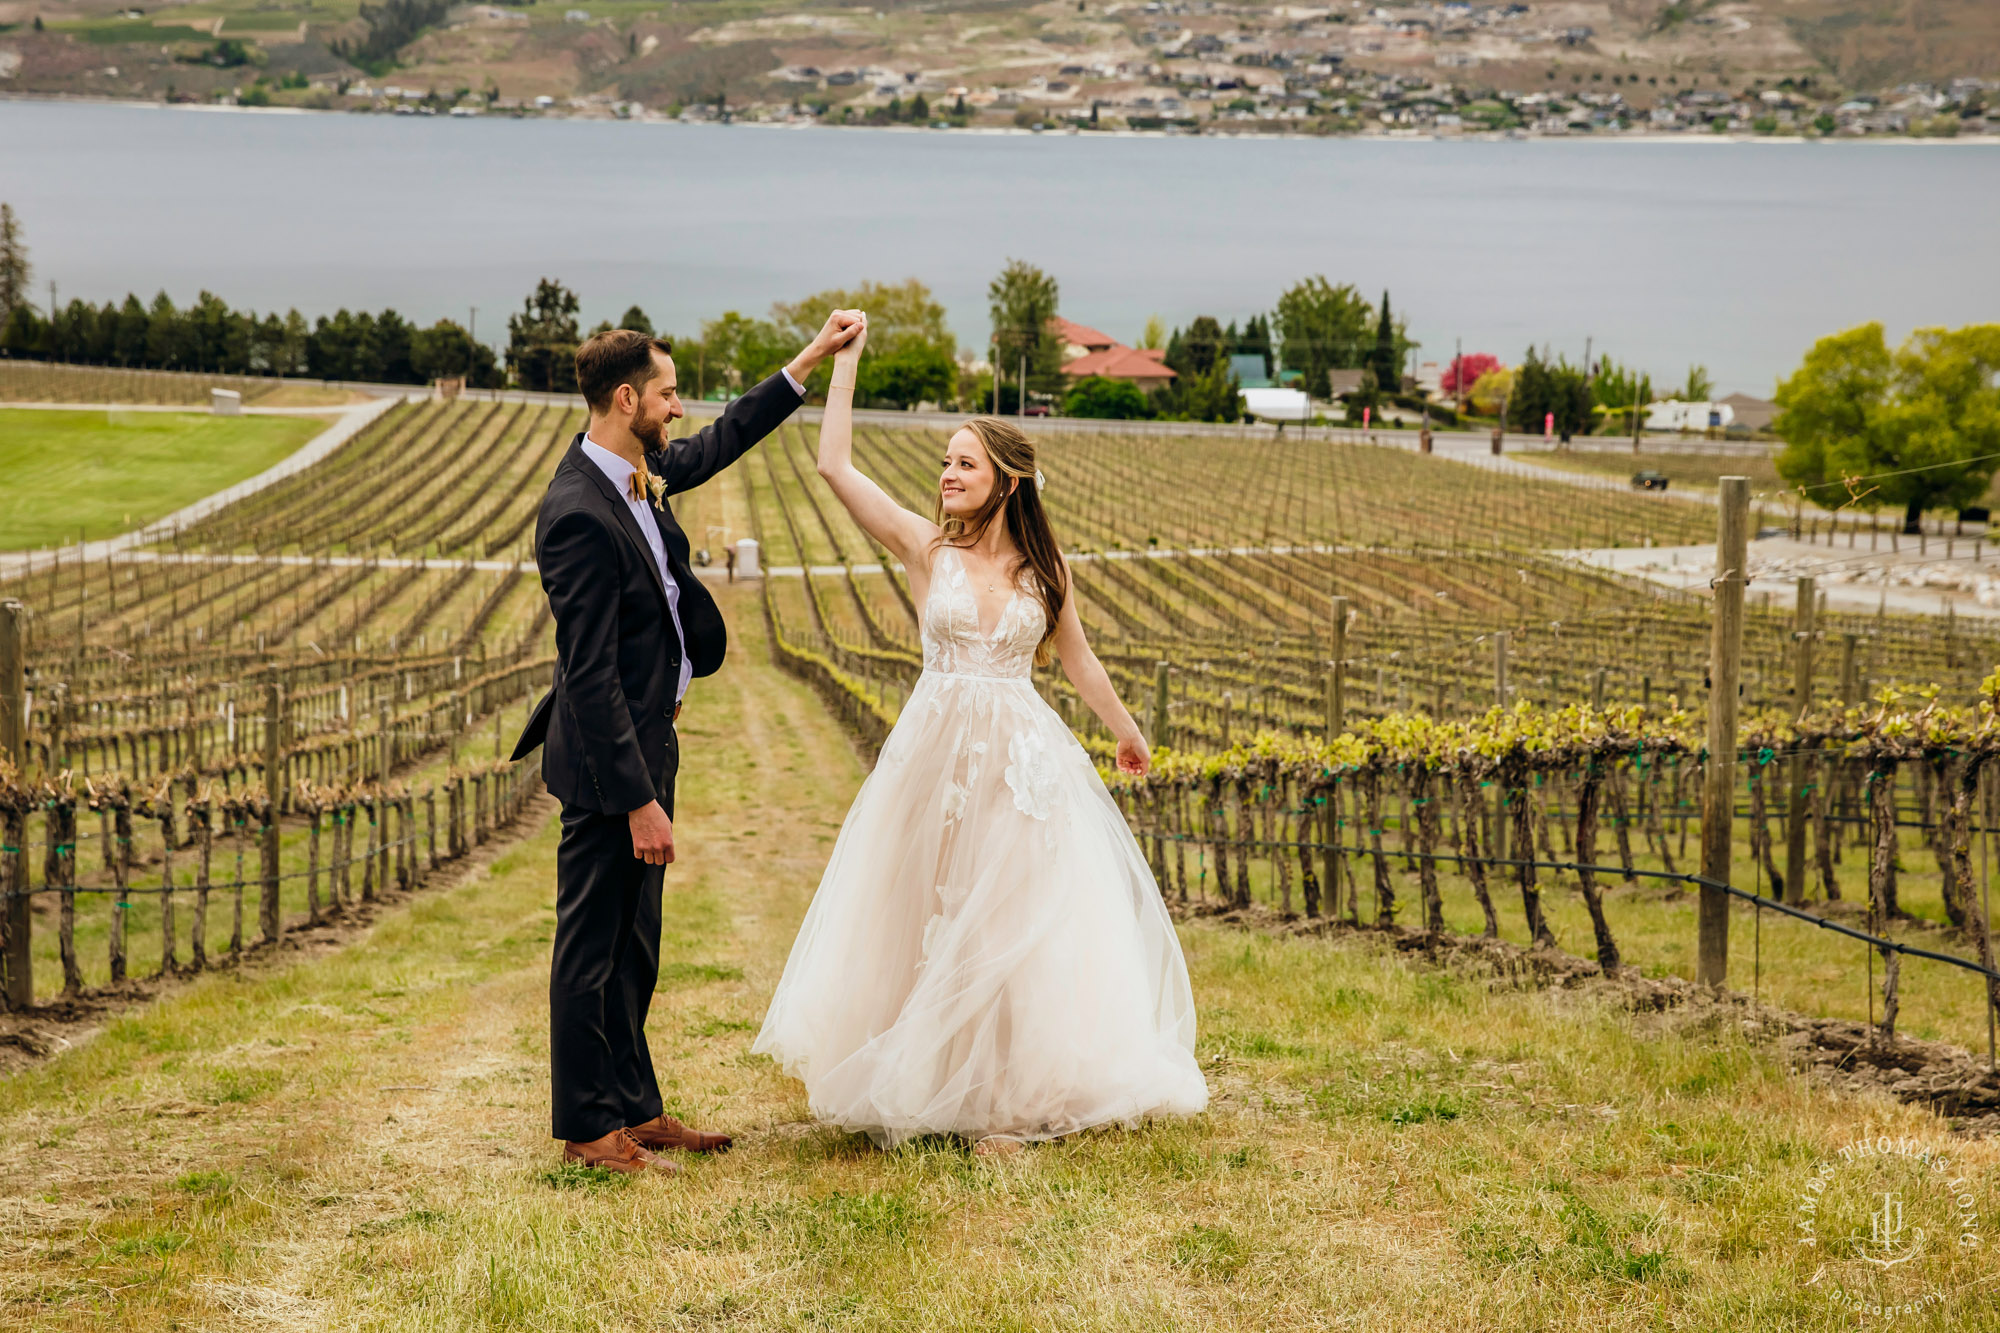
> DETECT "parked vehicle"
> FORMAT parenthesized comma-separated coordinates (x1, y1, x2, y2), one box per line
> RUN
(1631, 471, 1670, 491)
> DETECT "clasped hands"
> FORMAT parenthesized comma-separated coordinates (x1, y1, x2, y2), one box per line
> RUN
(790, 308, 868, 383)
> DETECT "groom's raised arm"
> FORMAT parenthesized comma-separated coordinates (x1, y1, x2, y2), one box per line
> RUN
(651, 370, 806, 496)
(650, 309, 862, 495)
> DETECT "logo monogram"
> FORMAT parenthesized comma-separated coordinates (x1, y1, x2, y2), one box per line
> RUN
(1858, 1191, 1925, 1269)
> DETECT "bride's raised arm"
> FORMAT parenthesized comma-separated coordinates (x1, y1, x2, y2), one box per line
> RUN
(815, 316, 936, 568)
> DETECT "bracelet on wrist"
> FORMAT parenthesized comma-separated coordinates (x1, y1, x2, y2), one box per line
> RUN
(830, 378, 857, 392)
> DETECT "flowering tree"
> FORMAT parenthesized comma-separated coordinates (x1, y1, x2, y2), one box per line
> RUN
(1441, 352, 1500, 398)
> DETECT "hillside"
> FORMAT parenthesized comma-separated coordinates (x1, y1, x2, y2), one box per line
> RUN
(1774, 0, 2000, 89)
(0, 0, 1993, 128)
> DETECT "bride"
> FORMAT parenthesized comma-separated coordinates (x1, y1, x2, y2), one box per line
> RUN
(752, 315, 1208, 1155)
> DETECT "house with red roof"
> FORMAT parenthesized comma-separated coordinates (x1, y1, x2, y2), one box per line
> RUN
(1055, 318, 1118, 359)
(1054, 317, 1176, 394)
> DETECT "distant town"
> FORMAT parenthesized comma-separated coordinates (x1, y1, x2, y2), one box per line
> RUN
(1, 0, 1994, 140)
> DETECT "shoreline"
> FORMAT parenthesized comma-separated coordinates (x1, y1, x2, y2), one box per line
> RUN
(4, 91, 1998, 147)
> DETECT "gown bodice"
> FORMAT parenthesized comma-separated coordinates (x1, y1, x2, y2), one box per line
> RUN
(921, 545, 1041, 680)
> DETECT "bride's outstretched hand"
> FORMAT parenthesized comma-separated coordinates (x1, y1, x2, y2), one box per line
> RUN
(1115, 734, 1150, 776)
(835, 312, 868, 367)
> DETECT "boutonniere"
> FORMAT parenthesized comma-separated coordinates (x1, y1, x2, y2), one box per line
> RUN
(641, 468, 667, 512)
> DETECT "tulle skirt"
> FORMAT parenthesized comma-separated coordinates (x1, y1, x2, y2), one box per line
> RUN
(752, 668, 1208, 1148)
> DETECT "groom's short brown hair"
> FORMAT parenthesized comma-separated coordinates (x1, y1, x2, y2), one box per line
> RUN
(576, 329, 674, 413)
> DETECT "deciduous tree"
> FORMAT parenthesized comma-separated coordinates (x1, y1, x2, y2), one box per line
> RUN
(1441, 352, 1500, 399)
(987, 260, 1062, 398)
(1272, 275, 1371, 398)
(1063, 375, 1153, 420)
(1776, 321, 2000, 531)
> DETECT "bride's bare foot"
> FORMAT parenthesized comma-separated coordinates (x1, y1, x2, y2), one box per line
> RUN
(973, 1136, 1023, 1158)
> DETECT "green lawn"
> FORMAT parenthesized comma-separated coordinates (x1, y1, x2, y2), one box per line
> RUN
(0, 409, 324, 550)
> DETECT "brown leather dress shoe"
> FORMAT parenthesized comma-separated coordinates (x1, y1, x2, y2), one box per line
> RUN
(563, 1127, 676, 1175)
(628, 1113, 733, 1154)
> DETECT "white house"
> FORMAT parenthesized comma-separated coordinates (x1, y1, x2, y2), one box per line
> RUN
(1240, 387, 1313, 422)
(1645, 400, 1735, 432)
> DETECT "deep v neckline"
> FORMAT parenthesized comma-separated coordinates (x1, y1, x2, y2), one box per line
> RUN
(943, 546, 1021, 641)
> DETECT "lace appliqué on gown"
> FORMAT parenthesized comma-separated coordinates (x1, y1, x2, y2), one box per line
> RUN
(1005, 731, 1058, 822)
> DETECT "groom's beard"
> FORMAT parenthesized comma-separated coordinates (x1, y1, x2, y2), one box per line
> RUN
(631, 407, 669, 452)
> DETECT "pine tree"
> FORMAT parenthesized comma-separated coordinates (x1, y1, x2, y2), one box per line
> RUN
(1371, 290, 1398, 393)
(0, 204, 30, 326)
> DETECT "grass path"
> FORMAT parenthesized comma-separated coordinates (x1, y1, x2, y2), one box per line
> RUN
(0, 408, 323, 550)
(1, 588, 1995, 1330)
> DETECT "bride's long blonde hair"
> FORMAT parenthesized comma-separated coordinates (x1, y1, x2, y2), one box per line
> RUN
(933, 418, 1068, 667)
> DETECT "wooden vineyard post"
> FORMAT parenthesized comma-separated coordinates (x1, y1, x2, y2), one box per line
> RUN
(1151, 661, 1171, 752)
(1784, 576, 1815, 906)
(108, 796, 131, 983)
(0, 600, 29, 1009)
(1327, 595, 1348, 735)
(377, 704, 392, 892)
(260, 683, 283, 943)
(1839, 633, 1858, 705)
(1700, 477, 1750, 986)
(306, 804, 322, 925)
(155, 801, 177, 976)
(1493, 631, 1509, 708)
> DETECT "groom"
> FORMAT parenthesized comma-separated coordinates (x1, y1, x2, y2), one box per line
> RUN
(512, 311, 862, 1174)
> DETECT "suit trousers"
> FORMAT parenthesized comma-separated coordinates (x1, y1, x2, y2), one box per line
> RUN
(549, 758, 677, 1142)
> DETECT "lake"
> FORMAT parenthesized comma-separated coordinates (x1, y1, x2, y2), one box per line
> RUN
(6, 99, 1998, 395)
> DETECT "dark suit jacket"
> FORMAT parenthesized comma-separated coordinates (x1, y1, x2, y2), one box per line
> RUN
(510, 372, 802, 813)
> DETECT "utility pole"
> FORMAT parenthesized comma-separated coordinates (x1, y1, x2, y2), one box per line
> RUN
(991, 333, 1000, 415)
(1699, 477, 1751, 986)
(1017, 350, 1026, 419)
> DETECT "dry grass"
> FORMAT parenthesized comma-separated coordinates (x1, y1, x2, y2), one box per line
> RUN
(1, 587, 1996, 1330)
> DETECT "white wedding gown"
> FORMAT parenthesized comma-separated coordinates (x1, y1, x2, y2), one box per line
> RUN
(753, 546, 1209, 1148)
